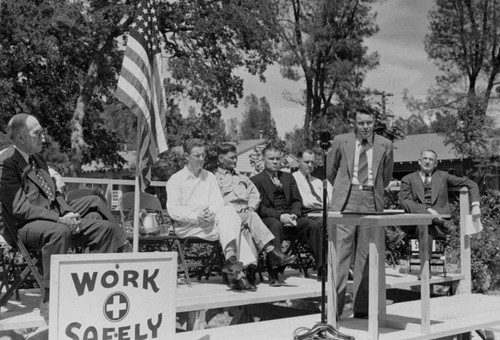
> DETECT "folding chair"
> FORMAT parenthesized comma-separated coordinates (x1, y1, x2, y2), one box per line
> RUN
(283, 227, 316, 278)
(119, 192, 191, 285)
(0, 207, 45, 306)
(174, 232, 229, 284)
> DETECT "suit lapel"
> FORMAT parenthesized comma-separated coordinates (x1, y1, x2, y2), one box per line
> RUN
(372, 135, 384, 183)
(279, 172, 291, 204)
(412, 172, 425, 203)
(261, 172, 276, 205)
(431, 171, 441, 204)
(342, 133, 356, 178)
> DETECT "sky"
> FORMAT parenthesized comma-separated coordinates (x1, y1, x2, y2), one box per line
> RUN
(215, 0, 439, 137)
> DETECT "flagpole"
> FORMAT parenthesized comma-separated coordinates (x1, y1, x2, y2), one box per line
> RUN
(132, 116, 143, 253)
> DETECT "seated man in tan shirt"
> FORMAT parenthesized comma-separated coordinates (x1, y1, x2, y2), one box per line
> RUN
(215, 143, 296, 287)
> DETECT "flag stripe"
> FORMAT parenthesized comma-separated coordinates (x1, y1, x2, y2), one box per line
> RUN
(115, 0, 168, 189)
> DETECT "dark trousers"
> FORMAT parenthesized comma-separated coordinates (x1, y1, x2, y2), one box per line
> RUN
(261, 216, 323, 269)
(17, 195, 126, 286)
(336, 186, 376, 316)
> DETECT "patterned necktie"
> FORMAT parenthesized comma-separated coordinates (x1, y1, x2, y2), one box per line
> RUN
(424, 174, 431, 186)
(358, 139, 368, 184)
(271, 175, 282, 189)
(29, 156, 55, 202)
(306, 175, 322, 203)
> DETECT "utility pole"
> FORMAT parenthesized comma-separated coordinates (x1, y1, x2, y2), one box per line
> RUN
(373, 90, 394, 119)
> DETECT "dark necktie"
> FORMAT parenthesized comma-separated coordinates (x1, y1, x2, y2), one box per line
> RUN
(29, 156, 55, 202)
(306, 175, 322, 203)
(358, 139, 368, 184)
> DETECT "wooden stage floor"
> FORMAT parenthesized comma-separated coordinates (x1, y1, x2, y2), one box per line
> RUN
(0, 266, 468, 334)
(176, 294, 500, 340)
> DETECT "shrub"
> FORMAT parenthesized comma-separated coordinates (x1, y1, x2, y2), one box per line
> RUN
(446, 190, 500, 293)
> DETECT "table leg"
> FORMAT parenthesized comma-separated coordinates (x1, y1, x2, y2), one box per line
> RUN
(327, 224, 338, 328)
(368, 221, 386, 340)
(418, 225, 431, 334)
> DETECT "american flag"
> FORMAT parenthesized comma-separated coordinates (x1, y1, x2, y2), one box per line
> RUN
(115, 0, 168, 188)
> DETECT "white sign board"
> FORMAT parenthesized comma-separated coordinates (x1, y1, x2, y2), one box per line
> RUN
(49, 252, 177, 340)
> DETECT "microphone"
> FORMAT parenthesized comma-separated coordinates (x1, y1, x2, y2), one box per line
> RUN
(319, 131, 331, 151)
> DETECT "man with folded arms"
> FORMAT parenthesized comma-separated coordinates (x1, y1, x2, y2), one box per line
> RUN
(167, 138, 256, 290)
(215, 143, 296, 287)
(398, 150, 481, 263)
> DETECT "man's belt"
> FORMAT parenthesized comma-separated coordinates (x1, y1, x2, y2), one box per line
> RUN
(351, 184, 373, 191)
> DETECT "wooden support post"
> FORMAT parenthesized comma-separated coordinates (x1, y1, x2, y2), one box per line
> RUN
(458, 187, 471, 294)
(418, 224, 431, 334)
(327, 223, 338, 328)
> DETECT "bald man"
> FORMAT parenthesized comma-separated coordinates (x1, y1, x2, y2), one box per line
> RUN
(0, 114, 129, 321)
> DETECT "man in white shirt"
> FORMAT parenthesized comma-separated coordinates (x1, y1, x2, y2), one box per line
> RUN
(167, 139, 256, 290)
(215, 143, 296, 287)
(292, 149, 333, 213)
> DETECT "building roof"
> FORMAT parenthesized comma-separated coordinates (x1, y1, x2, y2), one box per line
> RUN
(393, 133, 460, 163)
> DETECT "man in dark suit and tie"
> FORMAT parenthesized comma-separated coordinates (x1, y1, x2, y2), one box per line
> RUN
(251, 143, 322, 286)
(398, 150, 481, 257)
(0, 113, 129, 320)
(326, 107, 394, 319)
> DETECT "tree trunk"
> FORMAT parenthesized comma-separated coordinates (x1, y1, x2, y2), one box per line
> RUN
(70, 61, 100, 177)
(304, 76, 313, 138)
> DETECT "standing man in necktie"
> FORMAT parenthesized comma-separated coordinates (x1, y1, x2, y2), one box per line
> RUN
(326, 107, 394, 319)
(0, 114, 129, 321)
(293, 149, 333, 214)
(251, 143, 322, 285)
(398, 150, 481, 259)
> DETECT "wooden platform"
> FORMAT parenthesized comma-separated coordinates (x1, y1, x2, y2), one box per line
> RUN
(0, 267, 463, 331)
(175, 294, 500, 340)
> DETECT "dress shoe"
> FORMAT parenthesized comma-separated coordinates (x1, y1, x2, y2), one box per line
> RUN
(266, 249, 297, 269)
(387, 229, 406, 248)
(245, 264, 257, 286)
(231, 276, 256, 291)
(268, 269, 280, 287)
(353, 312, 368, 319)
(432, 218, 457, 234)
(222, 255, 244, 274)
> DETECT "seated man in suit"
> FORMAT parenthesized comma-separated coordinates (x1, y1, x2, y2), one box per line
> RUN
(398, 149, 482, 260)
(0, 113, 130, 320)
(251, 143, 322, 285)
(292, 148, 333, 213)
(215, 143, 296, 287)
(167, 138, 256, 290)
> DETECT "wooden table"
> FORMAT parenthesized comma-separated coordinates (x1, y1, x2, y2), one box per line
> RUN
(323, 212, 446, 340)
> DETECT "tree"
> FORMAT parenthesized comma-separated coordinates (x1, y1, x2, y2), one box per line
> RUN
(240, 94, 276, 139)
(0, 0, 281, 175)
(226, 117, 241, 142)
(404, 0, 500, 176)
(425, 0, 500, 115)
(0, 0, 130, 174)
(392, 114, 430, 136)
(276, 0, 379, 139)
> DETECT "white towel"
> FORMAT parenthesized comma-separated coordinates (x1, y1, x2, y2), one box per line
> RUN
(465, 214, 483, 235)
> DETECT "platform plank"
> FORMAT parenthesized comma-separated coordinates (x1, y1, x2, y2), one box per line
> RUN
(175, 294, 500, 340)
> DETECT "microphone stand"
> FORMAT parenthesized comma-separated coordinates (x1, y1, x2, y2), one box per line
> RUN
(293, 136, 353, 340)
